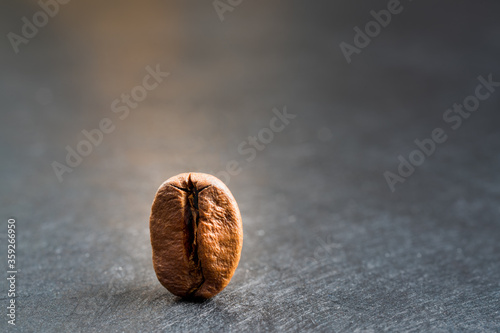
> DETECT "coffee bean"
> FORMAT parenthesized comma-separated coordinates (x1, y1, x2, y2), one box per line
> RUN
(150, 173, 243, 298)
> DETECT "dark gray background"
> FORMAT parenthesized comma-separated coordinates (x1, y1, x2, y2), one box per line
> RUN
(1, 0, 499, 332)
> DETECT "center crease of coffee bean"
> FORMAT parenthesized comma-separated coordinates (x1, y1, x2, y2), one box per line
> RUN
(170, 176, 212, 295)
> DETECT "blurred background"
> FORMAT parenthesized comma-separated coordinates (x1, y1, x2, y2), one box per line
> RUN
(1, 0, 499, 331)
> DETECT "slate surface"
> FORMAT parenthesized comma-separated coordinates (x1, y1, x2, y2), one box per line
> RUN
(1, 0, 499, 332)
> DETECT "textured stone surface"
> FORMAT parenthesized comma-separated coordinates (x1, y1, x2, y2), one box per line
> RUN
(1, 0, 499, 332)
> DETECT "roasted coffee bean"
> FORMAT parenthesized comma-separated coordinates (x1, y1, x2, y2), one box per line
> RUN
(150, 173, 243, 298)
